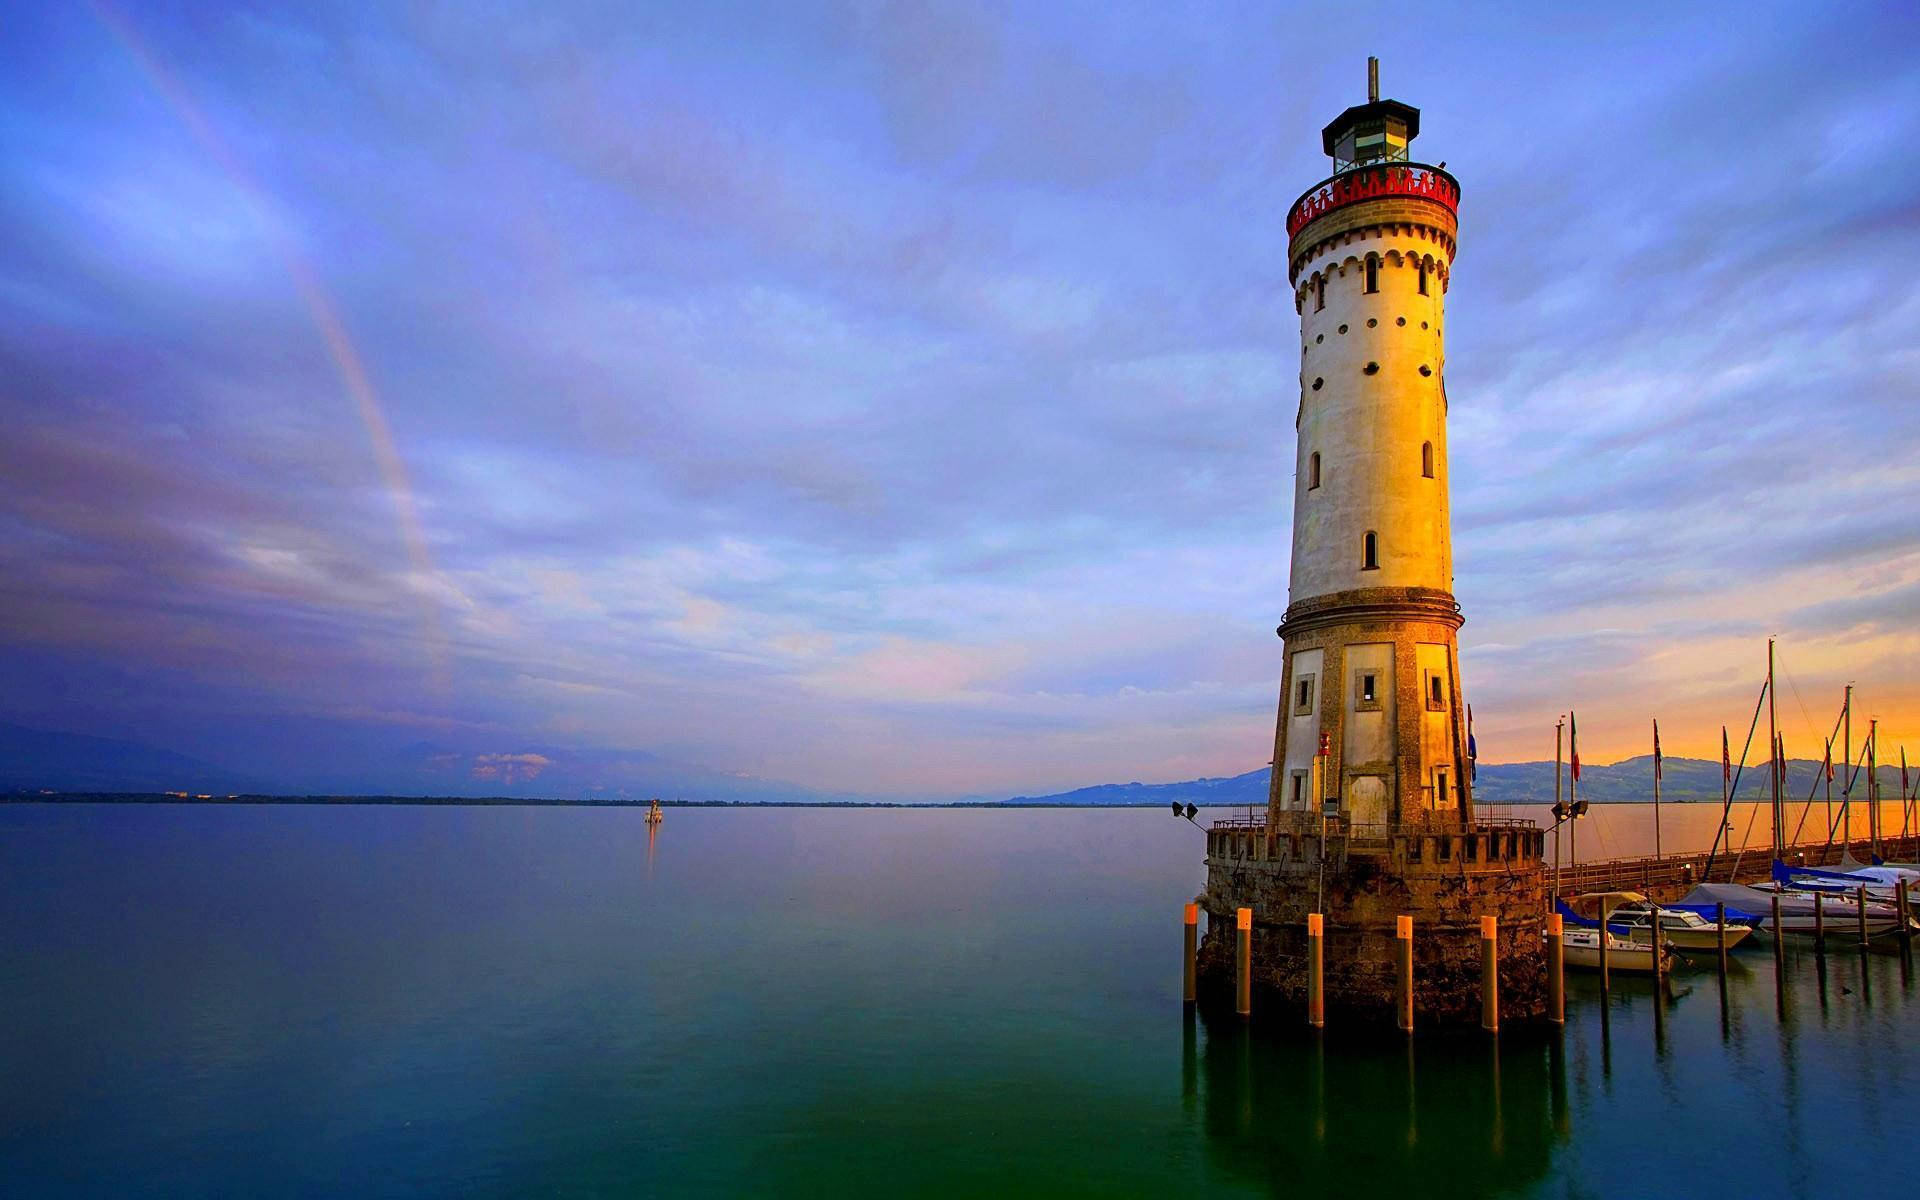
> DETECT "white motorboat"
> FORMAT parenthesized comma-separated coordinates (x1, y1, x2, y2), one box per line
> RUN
(1599, 902, 1753, 953)
(1558, 926, 1672, 974)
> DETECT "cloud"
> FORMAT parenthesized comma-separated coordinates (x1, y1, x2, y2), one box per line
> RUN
(470, 752, 552, 784)
(1, 1, 1917, 796)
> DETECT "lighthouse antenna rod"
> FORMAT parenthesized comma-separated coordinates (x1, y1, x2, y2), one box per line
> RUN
(1368, 56, 1379, 103)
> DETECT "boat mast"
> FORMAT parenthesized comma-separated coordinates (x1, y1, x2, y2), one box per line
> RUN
(1768, 638, 1780, 859)
(1868, 719, 1879, 860)
(1652, 718, 1662, 861)
(1843, 683, 1852, 848)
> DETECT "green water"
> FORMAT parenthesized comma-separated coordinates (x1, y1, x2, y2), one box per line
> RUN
(1, 804, 1913, 1196)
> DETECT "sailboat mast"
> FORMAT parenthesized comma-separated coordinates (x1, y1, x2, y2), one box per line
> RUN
(1652, 718, 1662, 861)
(1868, 719, 1879, 859)
(1768, 638, 1780, 858)
(1843, 683, 1853, 848)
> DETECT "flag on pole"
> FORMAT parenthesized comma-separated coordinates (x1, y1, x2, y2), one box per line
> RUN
(1653, 719, 1662, 781)
(1467, 705, 1478, 783)
(1902, 747, 1909, 799)
(1825, 741, 1834, 782)
(1570, 711, 1580, 782)
(1723, 726, 1731, 784)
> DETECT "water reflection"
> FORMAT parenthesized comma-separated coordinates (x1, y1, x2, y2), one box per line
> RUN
(1194, 1013, 1559, 1196)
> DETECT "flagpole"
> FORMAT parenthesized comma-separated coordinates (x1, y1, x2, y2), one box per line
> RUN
(1554, 716, 1564, 900)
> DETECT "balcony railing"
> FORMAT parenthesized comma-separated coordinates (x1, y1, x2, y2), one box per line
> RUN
(1285, 161, 1460, 237)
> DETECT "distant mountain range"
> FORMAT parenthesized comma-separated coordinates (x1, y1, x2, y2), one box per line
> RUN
(3, 720, 1909, 807)
(1002, 756, 1909, 807)
(0, 723, 267, 795)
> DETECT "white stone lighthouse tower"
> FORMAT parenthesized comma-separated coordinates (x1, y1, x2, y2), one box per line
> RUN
(1267, 60, 1473, 831)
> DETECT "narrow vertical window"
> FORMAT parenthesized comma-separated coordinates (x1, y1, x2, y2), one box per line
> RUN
(1421, 441, 1434, 478)
(1291, 774, 1304, 808)
(1308, 451, 1321, 489)
(1362, 531, 1378, 570)
(1364, 255, 1379, 294)
(1430, 676, 1443, 706)
(1361, 674, 1376, 703)
(1417, 261, 1429, 295)
(1314, 275, 1325, 311)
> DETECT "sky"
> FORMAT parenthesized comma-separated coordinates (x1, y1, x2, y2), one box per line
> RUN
(2, 1, 1918, 800)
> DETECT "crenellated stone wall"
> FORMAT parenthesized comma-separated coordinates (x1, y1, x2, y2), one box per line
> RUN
(1198, 820, 1548, 1027)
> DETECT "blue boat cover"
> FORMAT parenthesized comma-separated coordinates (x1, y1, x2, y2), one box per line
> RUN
(1555, 898, 1760, 929)
(1772, 860, 1868, 889)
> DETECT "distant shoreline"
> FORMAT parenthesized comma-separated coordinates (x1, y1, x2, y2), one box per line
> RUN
(4, 792, 1699, 809)
(2, 792, 1225, 809)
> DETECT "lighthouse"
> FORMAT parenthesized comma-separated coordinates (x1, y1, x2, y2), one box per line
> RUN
(1269, 57, 1471, 831)
(1197, 61, 1545, 1027)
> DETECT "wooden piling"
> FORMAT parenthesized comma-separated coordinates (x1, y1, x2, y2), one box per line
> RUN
(1546, 912, 1564, 1026)
(1480, 915, 1499, 1034)
(1235, 907, 1252, 1017)
(1307, 912, 1325, 1029)
(1814, 890, 1825, 954)
(1857, 884, 1870, 948)
(1715, 902, 1728, 977)
(1395, 915, 1413, 1034)
(1900, 879, 1912, 946)
(1182, 903, 1198, 1006)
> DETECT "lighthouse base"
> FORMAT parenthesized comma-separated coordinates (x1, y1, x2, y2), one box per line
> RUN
(1197, 817, 1547, 1027)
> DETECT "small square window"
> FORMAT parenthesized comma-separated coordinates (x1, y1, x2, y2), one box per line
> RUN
(1353, 670, 1382, 712)
(1293, 673, 1316, 716)
(1426, 674, 1445, 710)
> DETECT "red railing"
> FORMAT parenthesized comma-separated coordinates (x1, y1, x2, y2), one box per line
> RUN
(1285, 161, 1460, 237)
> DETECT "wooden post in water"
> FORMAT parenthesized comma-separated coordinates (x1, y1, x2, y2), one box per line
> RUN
(1235, 907, 1252, 1017)
(1307, 912, 1325, 1029)
(1182, 903, 1198, 1006)
(1480, 915, 1499, 1034)
(1857, 884, 1871, 949)
(1395, 915, 1414, 1034)
(1814, 891, 1825, 955)
(1546, 912, 1565, 1026)
(1716, 902, 1728, 977)
(1900, 879, 1912, 948)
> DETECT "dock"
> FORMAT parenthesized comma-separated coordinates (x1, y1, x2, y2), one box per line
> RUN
(1556, 833, 1920, 901)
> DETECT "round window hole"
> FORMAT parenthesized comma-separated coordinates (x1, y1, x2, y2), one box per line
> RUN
(1363, 362, 1379, 375)
(1420, 321, 1429, 329)
(1315, 334, 1324, 344)
(1312, 377, 1324, 391)
(1338, 324, 1349, 334)
(1396, 316, 1407, 326)
(1367, 318, 1378, 328)
(1419, 364, 1432, 377)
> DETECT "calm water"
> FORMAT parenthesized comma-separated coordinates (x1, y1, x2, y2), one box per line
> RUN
(2, 804, 1916, 1197)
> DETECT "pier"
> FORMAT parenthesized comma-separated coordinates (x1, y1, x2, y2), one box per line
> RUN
(1553, 832, 1920, 900)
